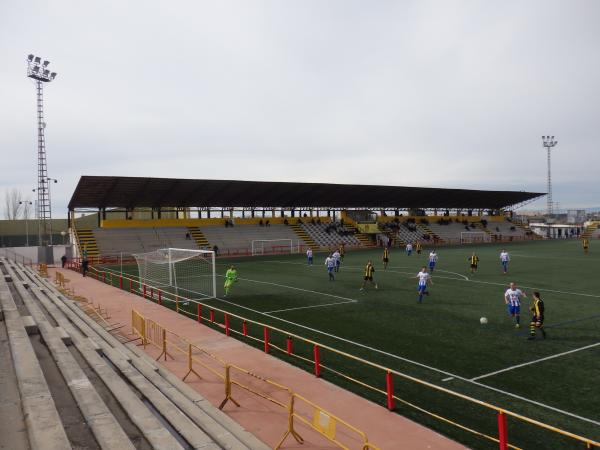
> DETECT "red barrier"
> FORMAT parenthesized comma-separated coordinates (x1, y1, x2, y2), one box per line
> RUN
(498, 411, 508, 450)
(286, 336, 293, 355)
(197, 304, 201, 322)
(224, 314, 230, 336)
(242, 320, 248, 336)
(158, 290, 162, 305)
(210, 309, 215, 323)
(143, 285, 147, 299)
(386, 371, 394, 411)
(150, 288, 154, 300)
(314, 345, 321, 377)
(264, 327, 270, 353)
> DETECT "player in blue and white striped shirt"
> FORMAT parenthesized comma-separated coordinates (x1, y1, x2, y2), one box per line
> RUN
(504, 282, 527, 328)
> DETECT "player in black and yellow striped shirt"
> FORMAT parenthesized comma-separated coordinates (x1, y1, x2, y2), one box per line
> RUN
(582, 238, 589, 254)
(382, 247, 390, 269)
(468, 252, 479, 274)
(360, 260, 378, 290)
(528, 292, 546, 340)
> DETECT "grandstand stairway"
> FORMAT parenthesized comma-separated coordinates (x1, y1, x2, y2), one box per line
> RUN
(418, 224, 442, 243)
(188, 226, 211, 248)
(290, 223, 318, 249)
(75, 228, 100, 258)
(349, 227, 375, 247)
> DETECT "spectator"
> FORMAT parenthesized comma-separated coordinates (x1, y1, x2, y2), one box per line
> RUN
(259, 219, 264, 226)
(213, 245, 219, 256)
(283, 218, 289, 225)
(265, 220, 270, 227)
(61, 254, 67, 268)
(82, 257, 89, 277)
(185, 232, 191, 240)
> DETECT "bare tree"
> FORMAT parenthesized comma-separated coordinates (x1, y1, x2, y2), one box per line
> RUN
(3, 189, 23, 220)
(21, 198, 33, 220)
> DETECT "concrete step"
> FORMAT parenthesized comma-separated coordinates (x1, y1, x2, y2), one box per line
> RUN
(0, 262, 71, 450)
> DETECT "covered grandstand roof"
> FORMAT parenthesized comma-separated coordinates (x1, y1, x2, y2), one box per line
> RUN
(68, 176, 544, 210)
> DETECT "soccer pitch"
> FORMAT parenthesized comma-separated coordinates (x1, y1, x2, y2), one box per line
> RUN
(99, 240, 600, 449)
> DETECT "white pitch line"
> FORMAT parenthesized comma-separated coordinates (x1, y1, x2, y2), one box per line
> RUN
(470, 342, 600, 381)
(264, 300, 358, 314)
(233, 275, 362, 303)
(209, 293, 600, 427)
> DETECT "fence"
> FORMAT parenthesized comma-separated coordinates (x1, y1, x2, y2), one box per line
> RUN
(79, 264, 599, 450)
(130, 309, 380, 450)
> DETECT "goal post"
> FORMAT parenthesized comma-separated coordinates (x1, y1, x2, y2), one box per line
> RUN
(460, 232, 491, 244)
(251, 239, 297, 255)
(132, 248, 216, 299)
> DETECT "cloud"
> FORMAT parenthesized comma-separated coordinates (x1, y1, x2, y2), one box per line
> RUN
(1, 0, 599, 216)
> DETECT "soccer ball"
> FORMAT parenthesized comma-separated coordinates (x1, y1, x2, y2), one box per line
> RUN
(480, 317, 488, 325)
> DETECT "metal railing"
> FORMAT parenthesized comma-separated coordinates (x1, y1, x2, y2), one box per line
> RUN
(78, 263, 599, 450)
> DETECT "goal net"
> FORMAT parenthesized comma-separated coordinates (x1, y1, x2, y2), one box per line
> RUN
(460, 232, 491, 244)
(132, 248, 216, 300)
(251, 239, 296, 255)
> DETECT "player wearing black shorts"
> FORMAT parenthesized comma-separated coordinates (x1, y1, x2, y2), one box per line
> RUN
(360, 260, 377, 290)
(468, 252, 479, 274)
(528, 292, 546, 340)
(382, 247, 390, 270)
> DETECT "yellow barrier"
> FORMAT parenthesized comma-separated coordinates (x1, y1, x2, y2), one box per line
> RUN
(276, 393, 379, 450)
(130, 309, 378, 450)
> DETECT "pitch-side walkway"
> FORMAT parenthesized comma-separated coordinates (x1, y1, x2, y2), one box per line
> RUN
(50, 267, 466, 450)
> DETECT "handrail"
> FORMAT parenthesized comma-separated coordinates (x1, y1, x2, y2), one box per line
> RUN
(77, 263, 600, 450)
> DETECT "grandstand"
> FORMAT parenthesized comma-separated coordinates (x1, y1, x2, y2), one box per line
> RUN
(67, 176, 543, 259)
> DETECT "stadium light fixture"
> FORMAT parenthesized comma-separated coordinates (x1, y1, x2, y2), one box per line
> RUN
(541, 135, 558, 233)
(26, 53, 59, 249)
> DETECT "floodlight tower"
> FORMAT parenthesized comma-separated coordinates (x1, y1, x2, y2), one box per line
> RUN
(27, 54, 58, 246)
(541, 136, 558, 217)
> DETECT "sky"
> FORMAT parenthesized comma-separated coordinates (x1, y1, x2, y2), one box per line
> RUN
(1, 0, 599, 217)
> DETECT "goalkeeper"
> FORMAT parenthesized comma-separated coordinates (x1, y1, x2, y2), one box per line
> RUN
(224, 265, 238, 297)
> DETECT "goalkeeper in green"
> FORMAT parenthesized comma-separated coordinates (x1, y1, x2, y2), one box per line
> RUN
(224, 265, 238, 296)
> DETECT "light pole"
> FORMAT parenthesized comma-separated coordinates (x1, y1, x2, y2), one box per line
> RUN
(19, 201, 33, 246)
(27, 54, 58, 247)
(542, 136, 558, 238)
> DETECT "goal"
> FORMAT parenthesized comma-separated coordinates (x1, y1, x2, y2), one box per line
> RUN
(460, 232, 491, 244)
(132, 248, 216, 300)
(251, 239, 297, 255)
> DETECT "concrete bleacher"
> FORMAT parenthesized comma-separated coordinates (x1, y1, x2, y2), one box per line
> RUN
(0, 257, 269, 450)
(426, 221, 479, 243)
(299, 223, 361, 248)
(199, 224, 305, 254)
(485, 221, 527, 239)
(395, 225, 427, 245)
(94, 227, 199, 255)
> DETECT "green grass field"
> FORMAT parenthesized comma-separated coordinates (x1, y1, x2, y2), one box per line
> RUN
(98, 240, 600, 449)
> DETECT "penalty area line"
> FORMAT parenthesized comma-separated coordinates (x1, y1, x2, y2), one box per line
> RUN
(264, 300, 357, 314)
(470, 342, 600, 381)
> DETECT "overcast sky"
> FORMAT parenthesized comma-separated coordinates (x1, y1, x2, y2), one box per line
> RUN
(1, 0, 599, 216)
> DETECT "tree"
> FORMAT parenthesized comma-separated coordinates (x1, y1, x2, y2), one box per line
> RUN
(3, 189, 23, 220)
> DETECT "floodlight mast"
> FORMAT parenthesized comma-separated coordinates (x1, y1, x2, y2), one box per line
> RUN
(542, 135, 558, 237)
(27, 54, 58, 246)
